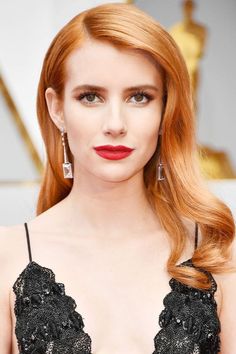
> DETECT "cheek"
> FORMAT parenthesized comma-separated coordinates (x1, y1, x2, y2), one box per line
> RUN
(135, 106, 162, 160)
(62, 103, 97, 156)
(63, 98, 99, 132)
(135, 105, 162, 141)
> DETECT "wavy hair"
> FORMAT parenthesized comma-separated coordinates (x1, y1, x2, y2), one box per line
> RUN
(36, 3, 235, 289)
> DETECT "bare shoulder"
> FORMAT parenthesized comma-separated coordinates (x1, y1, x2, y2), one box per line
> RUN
(0, 223, 24, 242)
(0, 200, 64, 264)
(0, 224, 21, 263)
(0, 224, 31, 283)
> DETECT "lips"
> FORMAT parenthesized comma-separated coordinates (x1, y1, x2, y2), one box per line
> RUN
(94, 145, 134, 152)
(93, 145, 134, 160)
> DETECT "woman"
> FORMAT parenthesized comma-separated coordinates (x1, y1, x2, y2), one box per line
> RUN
(0, 3, 235, 353)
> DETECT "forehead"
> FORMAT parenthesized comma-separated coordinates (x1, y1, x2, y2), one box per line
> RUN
(65, 39, 163, 88)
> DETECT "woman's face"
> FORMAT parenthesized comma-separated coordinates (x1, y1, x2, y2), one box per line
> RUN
(46, 39, 164, 183)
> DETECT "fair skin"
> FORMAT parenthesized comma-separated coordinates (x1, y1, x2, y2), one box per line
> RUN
(0, 39, 235, 353)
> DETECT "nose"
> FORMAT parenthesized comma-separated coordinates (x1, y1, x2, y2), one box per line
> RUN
(102, 102, 127, 137)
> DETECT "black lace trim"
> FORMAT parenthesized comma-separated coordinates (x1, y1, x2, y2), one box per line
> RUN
(13, 259, 220, 354)
(153, 259, 221, 354)
(13, 262, 92, 353)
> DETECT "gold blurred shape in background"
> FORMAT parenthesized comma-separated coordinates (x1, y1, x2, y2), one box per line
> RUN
(169, 0, 235, 179)
(0, 74, 43, 184)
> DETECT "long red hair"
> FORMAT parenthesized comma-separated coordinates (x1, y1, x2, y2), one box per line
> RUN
(36, 3, 235, 289)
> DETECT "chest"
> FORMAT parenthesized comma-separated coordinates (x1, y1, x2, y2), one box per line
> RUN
(54, 246, 171, 353)
(11, 237, 172, 353)
(11, 233, 221, 354)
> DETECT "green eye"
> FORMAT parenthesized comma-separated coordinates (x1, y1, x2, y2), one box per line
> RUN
(130, 92, 153, 104)
(134, 94, 145, 102)
(77, 90, 154, 105)
(77, 91, 100, 104)
(86, 94, 97, 102)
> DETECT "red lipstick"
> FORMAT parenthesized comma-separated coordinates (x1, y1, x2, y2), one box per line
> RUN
(93, 145, 134, 160)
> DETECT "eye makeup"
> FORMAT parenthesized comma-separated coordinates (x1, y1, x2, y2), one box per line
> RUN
(74, 88, 156, 106)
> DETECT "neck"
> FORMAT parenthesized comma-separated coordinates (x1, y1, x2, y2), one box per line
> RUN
(62, 167, 160, 239)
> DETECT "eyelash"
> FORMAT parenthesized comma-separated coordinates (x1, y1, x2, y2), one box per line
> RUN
(76, 90, 154, 105)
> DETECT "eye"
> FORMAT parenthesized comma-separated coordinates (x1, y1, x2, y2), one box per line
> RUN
(76, 90, 154, 105)
(129, 91, 153, 104)
(77, 91, 101, 105)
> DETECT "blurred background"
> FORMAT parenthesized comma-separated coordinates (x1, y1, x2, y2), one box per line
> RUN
(0, 0, 235, 225)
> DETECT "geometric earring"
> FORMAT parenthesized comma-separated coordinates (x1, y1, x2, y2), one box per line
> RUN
(156, 160, 165, 181)
(156, 133, 165, 181)
(60, 127, 73, 179)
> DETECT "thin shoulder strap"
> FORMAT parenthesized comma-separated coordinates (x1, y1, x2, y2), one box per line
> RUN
(24, 222, 33, 262)
(194, 222, 198, 250)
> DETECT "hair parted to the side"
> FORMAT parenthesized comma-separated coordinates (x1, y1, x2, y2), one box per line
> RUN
(36, 3, 235, 289)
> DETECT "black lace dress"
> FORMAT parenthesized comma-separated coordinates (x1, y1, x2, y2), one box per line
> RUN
(12, 223, 221, 354)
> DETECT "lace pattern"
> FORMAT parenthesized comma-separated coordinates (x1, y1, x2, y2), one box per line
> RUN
(153, 260, 221, 354)
(13, 262, 92, 354)
(13, 259, 220, 354)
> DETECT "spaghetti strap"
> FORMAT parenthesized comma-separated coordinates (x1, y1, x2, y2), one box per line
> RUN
(24, 222, 32, 263)
(194, 222, 198, 250)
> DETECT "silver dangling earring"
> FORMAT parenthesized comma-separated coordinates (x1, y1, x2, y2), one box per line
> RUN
(157, 160, 165, 181)
(61, 128, 73, 179)
(156, 133, 165, 181)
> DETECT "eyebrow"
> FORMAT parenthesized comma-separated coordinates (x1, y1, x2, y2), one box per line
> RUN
(71, 84, 159, 94)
